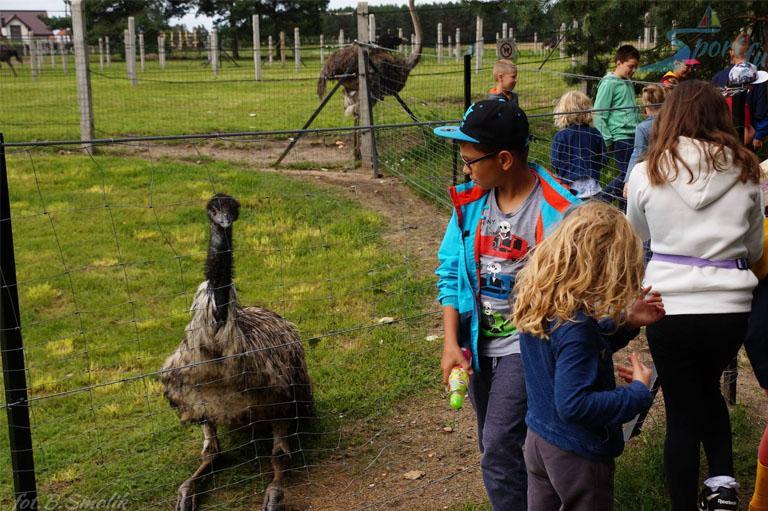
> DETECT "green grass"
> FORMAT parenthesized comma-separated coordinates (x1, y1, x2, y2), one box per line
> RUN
(0, 151, 437, 508)
(0, 48, 575, 143)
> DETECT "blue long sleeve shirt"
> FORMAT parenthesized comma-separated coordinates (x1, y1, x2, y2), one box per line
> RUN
(550, 124, 608, 184)
(625, 116, 655, 183)
(520, 312, 652, 462)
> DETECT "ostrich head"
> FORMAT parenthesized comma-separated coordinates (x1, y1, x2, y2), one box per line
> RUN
(206, 193, 240, 229)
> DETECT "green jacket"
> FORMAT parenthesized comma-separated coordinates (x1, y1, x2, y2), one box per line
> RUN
(593, 73, 641, 145)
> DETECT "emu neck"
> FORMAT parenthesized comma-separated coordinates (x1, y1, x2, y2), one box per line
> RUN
(205, 224, 234, 324)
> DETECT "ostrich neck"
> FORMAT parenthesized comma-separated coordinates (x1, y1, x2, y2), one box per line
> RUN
(405, 0, 422, 70)
(205, 224, 234, 323)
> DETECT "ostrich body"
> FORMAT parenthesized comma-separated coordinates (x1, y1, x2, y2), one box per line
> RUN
(316, 0, 422, 115)
(0, 46, 22, 77)
(161, 194, 313, 511)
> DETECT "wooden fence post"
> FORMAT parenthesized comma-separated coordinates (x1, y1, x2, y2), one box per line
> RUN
(280, 31, 286, 65)
(126, 17, 137, 86)
(139, 32, 145, 72)
(29, 35, 37, 81)
(98, 37, 104, 70)
(398, 27, 403, 53)
(268, 35, 273, 65)
(105, 36, 111, 66)
(369, 13, 376, 43)
(158, 34, 166, 69)
(356, 1, 374, 172)
(60, 40, 67, 74)
(319, 34, 324, 65)
(253, 15, 261, 81)
(72, 0, 94, 145)
(210, 29, 219, 75)
(455, 27, 460, 61)
(475, 16, 482, 74)
(437, 22, 443, 63)
(294, 27, 301, 71)
(339, 29, 344, 48)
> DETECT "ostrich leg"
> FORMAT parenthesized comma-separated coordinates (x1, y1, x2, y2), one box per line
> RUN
(176, 422, 220, 511)
(261, 420, 291, 511)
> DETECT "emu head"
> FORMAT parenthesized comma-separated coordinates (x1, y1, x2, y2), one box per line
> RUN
(206, 193, 240, 229)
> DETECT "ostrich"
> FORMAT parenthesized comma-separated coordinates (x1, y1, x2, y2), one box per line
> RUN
(316, 0, 423, 116)
(0, 46, 22, 77)
(161, 194, 314, 511)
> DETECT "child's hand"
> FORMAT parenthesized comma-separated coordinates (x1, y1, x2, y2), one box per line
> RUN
(441, 345, 472, 386)
(616, 353, 652, 388)
(626, 286, 665, 328)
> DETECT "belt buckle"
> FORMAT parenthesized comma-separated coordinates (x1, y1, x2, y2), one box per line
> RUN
(736, 258, 749, 270)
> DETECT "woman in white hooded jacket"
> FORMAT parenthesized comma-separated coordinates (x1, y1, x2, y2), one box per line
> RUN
(628, 79, 764, 511)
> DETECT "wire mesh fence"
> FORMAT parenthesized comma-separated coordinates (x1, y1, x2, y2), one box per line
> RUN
(2, 5, 765, 509)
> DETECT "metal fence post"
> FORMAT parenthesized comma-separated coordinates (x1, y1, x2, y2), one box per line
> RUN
(72, 0, 94, 147)
(0, 133, 39, 511)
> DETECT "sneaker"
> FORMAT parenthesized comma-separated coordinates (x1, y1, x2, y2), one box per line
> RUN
(698, 485, 739, 511)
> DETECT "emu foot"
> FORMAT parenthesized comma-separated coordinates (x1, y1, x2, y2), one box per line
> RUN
(261, 483, 285, 511)
(175, 481, 199, 511)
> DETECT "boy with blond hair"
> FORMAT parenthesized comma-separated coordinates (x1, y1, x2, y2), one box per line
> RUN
(488, 59, 519, 107)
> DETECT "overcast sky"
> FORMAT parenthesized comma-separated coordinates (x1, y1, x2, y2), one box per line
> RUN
(4, 0, 418, 29)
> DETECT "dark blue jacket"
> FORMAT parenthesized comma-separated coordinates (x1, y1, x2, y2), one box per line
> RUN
(550, 124, 608, 184)
(713, 65, 768, 140)
(520, 312, 652, 462)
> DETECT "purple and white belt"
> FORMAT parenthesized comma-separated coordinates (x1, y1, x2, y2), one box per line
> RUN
(651, 253, 749, 270)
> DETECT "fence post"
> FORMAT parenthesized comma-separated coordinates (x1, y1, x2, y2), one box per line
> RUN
(534, 32, 538, 53)
(437, 22, 443, 63)
(0, 133, 39, 511)
(294, 27, 301, 71)
(29, 36, 37, 81)
(495, 32, 499, 57)
(268, 35, 273, 65)
(653, 26, 658, 46)
(559, 22, 566, 58)
(126, 18, 137, 85)
(356, 1, 375, 174)
(319, 34, 324, 65)
(37, 40, 43, 74)
(339, 29, 344, 48)
(455, 27, 460, 61)
(369, 13, 376, 43)
(475, 16, 482, 74)
(50, 41, 56, 70)
(210, 30, 219, 75)
(280, 31, 286, 65)
(72, 0, 94, 145)
(643, 12, 651, 49)
(139, 32, 145, 72)
(98, 37, 104, 70)
(398, 28, 403, 53)
(60, 40, 67, 74)
(253, 15, 261, 81)
(105, 36, 111, 66)
(158, 34, 166, 69)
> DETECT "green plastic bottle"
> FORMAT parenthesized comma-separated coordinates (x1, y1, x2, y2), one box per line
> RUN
(448, 348, 471, 410)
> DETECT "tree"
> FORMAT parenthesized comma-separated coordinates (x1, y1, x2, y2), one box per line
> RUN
(177, 0, 330, 59)
(83, 0, 186, 49)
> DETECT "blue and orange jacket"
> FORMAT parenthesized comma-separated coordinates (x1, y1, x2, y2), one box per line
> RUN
(435, 162, 580, 370)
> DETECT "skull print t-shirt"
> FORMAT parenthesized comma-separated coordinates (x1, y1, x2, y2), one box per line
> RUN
(478, 182, 543, 356)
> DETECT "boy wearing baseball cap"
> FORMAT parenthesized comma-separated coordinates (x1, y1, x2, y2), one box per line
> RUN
(434, 99, 579, 510)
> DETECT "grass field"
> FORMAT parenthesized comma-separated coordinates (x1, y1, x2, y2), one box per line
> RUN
(0, 46, 577, 143)
(0, 150, 437, 508)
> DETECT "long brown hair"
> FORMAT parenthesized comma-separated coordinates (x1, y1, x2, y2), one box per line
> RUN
(644, 80, 760, 185)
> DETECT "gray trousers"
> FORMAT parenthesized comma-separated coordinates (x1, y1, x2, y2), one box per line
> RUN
(524, 430, 615, 511)
(468, 354, 528, 511)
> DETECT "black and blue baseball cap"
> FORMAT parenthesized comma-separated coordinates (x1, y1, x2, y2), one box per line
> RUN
(433, 99, 530, 150)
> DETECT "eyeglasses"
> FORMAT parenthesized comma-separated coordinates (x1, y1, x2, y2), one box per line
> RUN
(461, 151, 499, 170)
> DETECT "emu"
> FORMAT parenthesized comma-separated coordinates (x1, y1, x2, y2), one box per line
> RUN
(316, 0, 422, 116)
(161, 194, 314, 511)
(0, 45, 22, 77)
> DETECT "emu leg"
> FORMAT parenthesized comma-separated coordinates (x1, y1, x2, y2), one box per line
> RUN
(176, 422, 220, 511)
(262, 421, 290, 511)
(7, 61, 16, 77)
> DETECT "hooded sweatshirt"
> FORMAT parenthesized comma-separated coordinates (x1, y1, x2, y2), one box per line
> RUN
(627, 136, 764, 315)
(593, 72, 642, 145)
